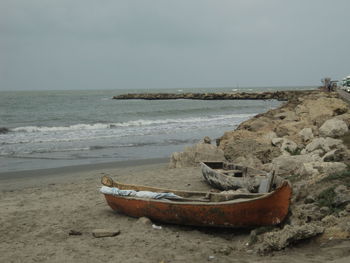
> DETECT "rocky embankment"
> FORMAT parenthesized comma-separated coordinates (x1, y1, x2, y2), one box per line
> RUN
(113, 90, 316, 101)
(170, 90, 350, 253)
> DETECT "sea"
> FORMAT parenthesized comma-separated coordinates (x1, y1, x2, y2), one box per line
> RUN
(0, 86, 314, 173)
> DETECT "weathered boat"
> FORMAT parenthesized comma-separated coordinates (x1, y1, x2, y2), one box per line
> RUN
(201, 161, 280, 193)
(100, 175, 292, 228)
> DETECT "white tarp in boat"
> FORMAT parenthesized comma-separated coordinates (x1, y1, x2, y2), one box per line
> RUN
(100, 186, 182, 200)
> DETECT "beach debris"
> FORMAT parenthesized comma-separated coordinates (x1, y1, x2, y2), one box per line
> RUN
(92, 229, 120, 238)
(152, 224, 162, 230)
(68, 230, 82, 236)
(208, 255, 215, 261)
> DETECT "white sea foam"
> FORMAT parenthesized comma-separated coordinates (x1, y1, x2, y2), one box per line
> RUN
(11, 113, 255, 134)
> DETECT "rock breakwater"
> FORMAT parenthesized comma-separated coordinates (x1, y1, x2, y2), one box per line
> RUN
(170, 90, 350, 252)
(113, 90, 317, 101)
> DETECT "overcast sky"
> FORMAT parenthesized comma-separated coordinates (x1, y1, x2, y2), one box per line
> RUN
(1, 0, 349, 91)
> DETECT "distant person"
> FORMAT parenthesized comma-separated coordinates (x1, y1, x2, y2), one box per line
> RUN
(327, 82, 332, 92)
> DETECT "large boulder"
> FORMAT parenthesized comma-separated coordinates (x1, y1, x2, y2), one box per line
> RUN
(299, 162, 347, 176)
(257, 224, 324, 252)
(272, 137, 299, 156)
(299, 127, 314, 143)
(319, 118, 349, 138)
(272, 154, 322, 177)
(218, 129, 282, 166)
(322, 148, 350, 162)
(334, 113, 350, 127)
(218, 129, 275, 147)
(274, 111, 299, 121)
(334, 185, 350, 206)
(222, 138, 281, 165)
(237, 116, 274, 132)
(231, 155, 264, 170)
(303, 137, 343, 155)
(274, 121, 308, 138)
(295, 97, 348, 126)
(169, 141, 225, 168)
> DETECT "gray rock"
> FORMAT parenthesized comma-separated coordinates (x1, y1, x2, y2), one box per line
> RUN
(274, 111, 298, 121)
(281, 138, 298, 154)
(304, 195, 316, 204)
(272, 154, 321, 177)
(304, 162, 347, 176)
(323, 148, 349, 162)
(169, 142, 225, 168)
(298, 162, 320, 176)
(261, 131, 278, 143)
(345, 204, 350, 212)
(319, 118, 349, 138)
(203, 136, 211, 144)
(233, 155, 263, 170)
(271, 137, 283, 146)
(304, 137, 343, 154)
(258, 224, 324, 252)
(224, 138, 281, 165)
(334, 185, 350, 206)
(338, 211, 348, 217)
(320, 206, 330, 215)
(299, 128, 314, 142)
(69, 230, 82, 236)
(271, 138, 298, 155)
(92, 229, 121, 238)
(290, 203, 324, 223)
(321, 215, 338, 226)
(136, 217, 152, 225)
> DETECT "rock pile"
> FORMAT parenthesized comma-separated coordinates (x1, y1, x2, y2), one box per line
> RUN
(170, 90, 350, 252)
(113, 90, 317, 101)
(169, 137, 225, 168)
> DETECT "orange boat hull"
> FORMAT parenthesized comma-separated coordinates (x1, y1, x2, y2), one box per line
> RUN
(103, 181, 292, 227)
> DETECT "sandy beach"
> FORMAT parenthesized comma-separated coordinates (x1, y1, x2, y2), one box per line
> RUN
(2, 0, 350, 261)
(1, 158, 349, 263)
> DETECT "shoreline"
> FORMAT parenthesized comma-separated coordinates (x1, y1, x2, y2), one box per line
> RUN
(0, 157, 168, 191)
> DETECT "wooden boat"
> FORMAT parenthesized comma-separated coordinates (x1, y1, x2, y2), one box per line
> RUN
(201, 161, 280, 193)
(100, 176, 292, 228)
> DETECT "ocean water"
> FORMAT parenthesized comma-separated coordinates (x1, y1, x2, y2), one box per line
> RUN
(0, 86, 313, 172)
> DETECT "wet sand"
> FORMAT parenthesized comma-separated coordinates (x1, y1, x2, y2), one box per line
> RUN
(1, 159, 349, 262)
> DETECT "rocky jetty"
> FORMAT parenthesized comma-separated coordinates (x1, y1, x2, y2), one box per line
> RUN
(170, 90, 350, 252)
(113, 90, 317, 101)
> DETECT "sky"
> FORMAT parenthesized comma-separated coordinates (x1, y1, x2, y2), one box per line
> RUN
(0, 0, 349, 91)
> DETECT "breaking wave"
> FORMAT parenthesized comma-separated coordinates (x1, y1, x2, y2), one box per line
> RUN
(11, 113, 255, 134)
